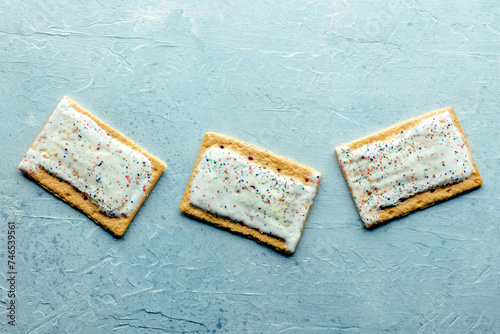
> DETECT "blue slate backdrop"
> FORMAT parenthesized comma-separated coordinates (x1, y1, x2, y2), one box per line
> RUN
(0, 0, 499, 333)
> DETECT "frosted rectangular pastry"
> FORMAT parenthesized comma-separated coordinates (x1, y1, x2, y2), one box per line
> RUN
(18, 97, 167, 237)
(180, 132, 321, 255)
(335, 107, 482, 228)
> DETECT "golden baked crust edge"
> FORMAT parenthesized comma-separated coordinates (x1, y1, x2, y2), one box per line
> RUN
(19, 97, 167, 237)
(335, 107, 482, 229)
(180, 132, 321, 255)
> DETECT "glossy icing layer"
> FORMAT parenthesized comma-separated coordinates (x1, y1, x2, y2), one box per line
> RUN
(19, 97, 154, 217)
(336, 111, 474, 226)
(189, 147, 320, 251)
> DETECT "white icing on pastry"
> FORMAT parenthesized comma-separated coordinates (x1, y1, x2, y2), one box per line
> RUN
(19, 97, 154, 217)
(189, 147, 321, 252)
(336, 111, 474, 227)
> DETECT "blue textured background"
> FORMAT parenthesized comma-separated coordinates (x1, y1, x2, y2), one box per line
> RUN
(1, 1, 499, 333)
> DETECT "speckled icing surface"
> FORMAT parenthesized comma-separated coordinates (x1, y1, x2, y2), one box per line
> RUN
(189, 147, 321, 251)
(18, 97, 154, 217)
(336, 111, 474, 226)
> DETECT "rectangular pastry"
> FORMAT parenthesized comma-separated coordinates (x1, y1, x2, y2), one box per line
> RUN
(335, 107, 482, 229)
(18, 97, 167, 237)
(180, 132, 322, 255)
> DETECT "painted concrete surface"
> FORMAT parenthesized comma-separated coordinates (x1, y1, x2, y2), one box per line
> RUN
(0, 0, 499, 333)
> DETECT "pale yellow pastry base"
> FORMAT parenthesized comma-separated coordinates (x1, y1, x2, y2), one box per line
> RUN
(180, 132, 321, 255)
(20, 97, 167, 237)
(335, 107, 483, 229)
